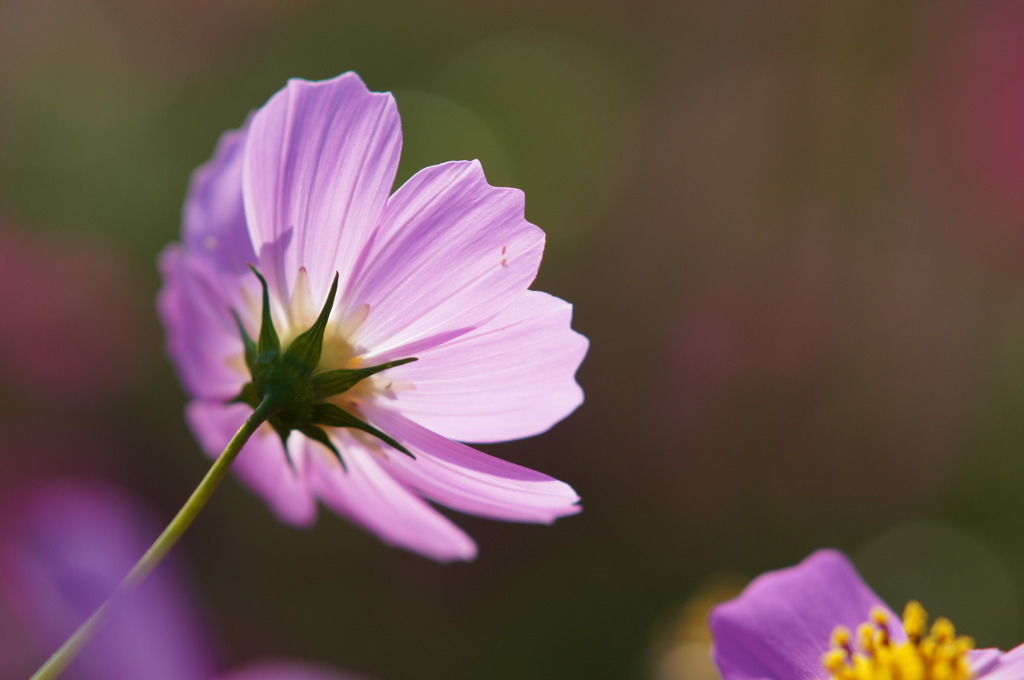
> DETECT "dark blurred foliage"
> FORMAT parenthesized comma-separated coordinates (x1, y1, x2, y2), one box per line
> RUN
(5, 1, 1024, 679)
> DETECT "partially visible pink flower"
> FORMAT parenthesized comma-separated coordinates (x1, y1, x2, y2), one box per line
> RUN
(158, 72, 586, 561)
(0, 480, 366, 680)
(709, 550, 1024, 680)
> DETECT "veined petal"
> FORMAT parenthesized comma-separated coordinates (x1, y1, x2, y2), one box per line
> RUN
(975, 645, 1024, 680)
(186, 401, 316, 527)
(243, 72, 401, 302)
(380, 291, 587, 443)
(216, 660, 368, 680)
(710, 550, 897, 680)
(183, 125, 255, 280)
(970, 649, 1004, 677)
(158, 247, 248, 401)
(366, 408, 580, 523)
(303, 436, 477, 562)
(161, 72, 586, 561)
(346, 160, 545, 356)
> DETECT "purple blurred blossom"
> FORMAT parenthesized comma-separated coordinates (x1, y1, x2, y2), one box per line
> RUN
(158, 72, 586, 561)
(709, 550, 1024, 680)
(0, 480, 366, 680)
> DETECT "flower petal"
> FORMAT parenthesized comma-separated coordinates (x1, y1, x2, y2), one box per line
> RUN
(160, 126, 262, 402)
(243, 72, 401, 302)
(186, 401, 316, 526)
(303, 436, 477, 562)
(158, 247, 247, 401)
(710, 550, 897, 680)
(345, 160, 545, 356)
(367, 407, 580, 523)
(217, 660, 368, 680)
(0, 481, 215, 680)
(379, 290, 587, 442)
(183, 125, 255, 280)
(976, 645, 1024, 680)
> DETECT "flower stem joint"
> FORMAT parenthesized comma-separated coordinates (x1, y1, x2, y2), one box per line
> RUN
(231, 266, 416, 468)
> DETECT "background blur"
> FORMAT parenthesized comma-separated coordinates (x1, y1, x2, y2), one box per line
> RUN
(3, 1, 1024, 678)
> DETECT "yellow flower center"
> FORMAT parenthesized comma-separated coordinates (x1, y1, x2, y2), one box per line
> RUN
(822, 602, 974, 680)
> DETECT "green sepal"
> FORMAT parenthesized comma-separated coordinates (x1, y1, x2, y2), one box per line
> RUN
(265, 419, 305, 474)
(310, 403, 414, 458)
(249, 265, 280, 358)
(229, 267, 413, 467)
(229, 381, 260, 409)
(283, 273, 339, 375)
(231, 310, 257, 374)
(311, 357, 418, 400)
(299, 426, 346, 471)
(269, 419, 291, 449)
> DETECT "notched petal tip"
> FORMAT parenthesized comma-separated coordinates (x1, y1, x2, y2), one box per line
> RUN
(366, 409, 583, 525)
(282, 71, 387, 99)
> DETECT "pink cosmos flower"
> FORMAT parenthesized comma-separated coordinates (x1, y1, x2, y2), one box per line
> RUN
(0, 480, 367, 680)
(158, 72, 587, 562)
(709, 550, 1024, 680)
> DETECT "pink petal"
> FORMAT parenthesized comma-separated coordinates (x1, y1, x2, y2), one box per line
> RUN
(242, 73, 401, 303)
(182, 125, 255, 281)
(367, 408, 579, 523)
(217, 660, 368, 680)
(157, 248, 248, 401)
(303, 436, 477, 562)
(345, 160, 545, 356)
(976, 645, 1024, 680)
(160, 126, 263, 402)
(186, 401, 316, 527)
(710, 550, 897, 680)
(380, 290, 587, 443)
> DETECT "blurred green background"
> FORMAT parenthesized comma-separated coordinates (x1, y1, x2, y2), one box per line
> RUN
(4, 1, 1024, 678)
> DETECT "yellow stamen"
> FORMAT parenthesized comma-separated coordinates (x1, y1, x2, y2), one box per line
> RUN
(871, 608, 890, 628)
(821, 601, 973, 680)
(832, 626, 853, 651)
(931, 619, 955, 644)
(858, 623, 877, 654)
(904, 602, 927, 643)
(824, 649, 850, 675)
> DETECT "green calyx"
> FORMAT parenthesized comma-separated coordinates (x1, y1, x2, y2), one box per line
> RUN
(231, 266, 416, 467)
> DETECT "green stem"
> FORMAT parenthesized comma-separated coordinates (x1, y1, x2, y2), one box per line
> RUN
(29, 399, 276, 680)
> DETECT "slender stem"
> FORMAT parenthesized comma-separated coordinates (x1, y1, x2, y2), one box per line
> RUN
(29, 400, 275, 680)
